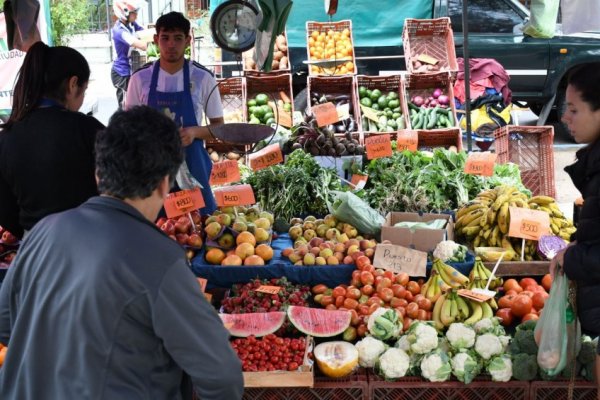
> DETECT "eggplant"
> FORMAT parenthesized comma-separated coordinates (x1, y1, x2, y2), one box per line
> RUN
(335, 124, 347, 134)
(334, 94, 350, 103)
(346, 118, 356, 132)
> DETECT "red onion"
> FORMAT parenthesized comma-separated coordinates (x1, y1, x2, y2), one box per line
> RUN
(429, 99, 438, 107)
(437, 94, 449, 105)
(433, 88, 443, 99)
(412, 96, 424, 107)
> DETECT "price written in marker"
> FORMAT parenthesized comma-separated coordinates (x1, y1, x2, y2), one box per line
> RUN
(508, 207, 550, 240)
(396, 130, 418, 152)
(249, 143, 284, 171)
(209, 160, 241, 186)
(312, 102, 340, 127)
(464, 152, 497, 177)
(164, 188, 205, 218)
(372, 244, 427, 277)
(351, 174, 368, 190)
(457, 289, 493, 302)
(214, 184, 256, 207)
(256, 285, 281, 295)
(365, 134, 393, 160)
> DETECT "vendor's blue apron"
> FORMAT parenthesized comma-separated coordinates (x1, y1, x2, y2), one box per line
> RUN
(147, 61, 216, 215)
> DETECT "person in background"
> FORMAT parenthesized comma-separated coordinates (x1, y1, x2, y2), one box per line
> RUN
(126, 11, 223, 216)
(551, 62, 600, 396)
(111, 0, 147, 109)
(0, 41, 104, 239)
(0, 106, 244, 400)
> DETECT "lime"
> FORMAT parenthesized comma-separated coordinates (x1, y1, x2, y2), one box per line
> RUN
(248, 106, 257, 115)
(252, 107, 266, 119)
(249, 117, 261, 124)
(385, 110, 393, 118)
(370, 89, 382, 101)
(387, 91, 399, 100)
(392, 112, 401, 119)
(387, 119, 398, 129)
(371, 103, 380, 111)
(264, 112, 275, 121)
(388, 99, 400, 109)
(360, 97, 372, 107)
(261, 105, 272, 114)
(255, 93, 269, 106)
(247, 99, 257, 107)
(358, 86, 368, 98)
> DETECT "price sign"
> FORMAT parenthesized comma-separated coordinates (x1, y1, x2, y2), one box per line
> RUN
(268, 101, 293, 128)
(360, 104, 380, 122)
(249, 143, 284, 171)
(351, 174, 368, 189)
(464, 152, 497, 177)
(209, 160, 241, 186)
(396, 130, 418, 152)
(457, 289, 493, 302)
(508, 207, 550, 240)
(365, 134, 393, 160)
(256, 285, 281, 295)
(372, 244, 427, 276)
(214, 184, 256, 207)
(312, 102, 340, 127)
(164, 188, 205, 218)
(197, 277, 208, 293)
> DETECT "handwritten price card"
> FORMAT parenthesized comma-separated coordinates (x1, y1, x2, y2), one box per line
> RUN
(396, 130, 418, 152)
(214, 184, 256, 207)
(209, 160, 241, 186)
(164, 188, 205, 218)
(365, 134, 393, 160)
(249, 143, 283, 171)
(458, 289, 494, 302)
(508, 207, 551, 240)
(351, 174, 368, 190)
(464, 152, 497, 177)
(256, 285, 281, 295)
(312, 102, 340, 127)
(373, 244, 427, 277)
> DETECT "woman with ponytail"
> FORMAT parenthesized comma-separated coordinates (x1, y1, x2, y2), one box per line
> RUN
(0, 42, 105, 238)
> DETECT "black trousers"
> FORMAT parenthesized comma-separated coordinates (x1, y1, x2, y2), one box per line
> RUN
(110, 69, 130, 110)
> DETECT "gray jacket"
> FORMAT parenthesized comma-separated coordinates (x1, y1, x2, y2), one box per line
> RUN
(0, 196, 243, 399)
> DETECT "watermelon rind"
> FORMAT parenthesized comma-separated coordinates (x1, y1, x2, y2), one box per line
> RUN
(287, 306, 351, 338)
(220, 311, 286, 337)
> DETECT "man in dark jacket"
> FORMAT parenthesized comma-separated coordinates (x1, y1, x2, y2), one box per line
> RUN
(0, 106, 244, 399)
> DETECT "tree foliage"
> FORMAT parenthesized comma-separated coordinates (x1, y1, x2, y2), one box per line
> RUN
(50, 0, 90, 45)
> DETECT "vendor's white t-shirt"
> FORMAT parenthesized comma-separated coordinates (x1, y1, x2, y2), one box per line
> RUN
(125, 61, 223, 123)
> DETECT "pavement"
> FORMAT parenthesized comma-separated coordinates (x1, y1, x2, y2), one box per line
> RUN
(84, 61, 582, 219)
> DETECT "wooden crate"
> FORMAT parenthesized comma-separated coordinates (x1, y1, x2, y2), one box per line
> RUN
(306, 20, 356, 76)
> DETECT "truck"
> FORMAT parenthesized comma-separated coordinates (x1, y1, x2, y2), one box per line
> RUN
(212, 0, 600, 127)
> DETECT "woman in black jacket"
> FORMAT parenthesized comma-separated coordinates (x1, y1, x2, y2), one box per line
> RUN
(551, 62, 600, 389)
(0, 42, 105, 238)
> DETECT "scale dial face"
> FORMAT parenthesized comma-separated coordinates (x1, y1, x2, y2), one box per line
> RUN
(210, 0, 259, 53)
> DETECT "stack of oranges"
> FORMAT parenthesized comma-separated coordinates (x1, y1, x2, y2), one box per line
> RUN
(308, 28, 354, 75)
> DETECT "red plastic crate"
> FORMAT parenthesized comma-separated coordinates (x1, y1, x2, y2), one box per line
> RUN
(403, 17, 458, 76)
(494, 125, 556, 198)
(405, 72, 458, 131)
(356, 75, 411, 134)
(369, 376, 530, 400)
(206, 77, 248, 154)
(306, 20, 356, 76)
(243, 31, 291, 73)
(245, 73, 294, 128)
(529, 379, 597, 400)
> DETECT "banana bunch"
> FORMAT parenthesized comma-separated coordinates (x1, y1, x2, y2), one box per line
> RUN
(528, 196, 577, 241)
(421, 270, 450, 303)
(468, 257, 503, 290)
(431, 258, 470, 289)
(432, 290, 495, 330)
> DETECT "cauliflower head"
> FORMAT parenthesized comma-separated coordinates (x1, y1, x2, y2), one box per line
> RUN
(377, 348, 410, 380)
(433, 240, 460, 262)
(408, 322, 439, 354)
(421, 350, 452, 382)
(487, 355, 513, 382)
(475, 333, 504, 360)
(355, 336, 387, 368)
(446, 323, 476, 350)
(395, 335, 411, 352)
(451, 351, 482, 384)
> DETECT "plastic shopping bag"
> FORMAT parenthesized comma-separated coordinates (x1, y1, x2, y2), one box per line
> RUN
(328, 191, 385, 237)
(535, 270, 568, 376)
(523, 0, 560, 38)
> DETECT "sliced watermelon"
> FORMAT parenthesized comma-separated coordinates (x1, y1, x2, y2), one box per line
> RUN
(287, 306, 351, 338)
(220, 312, 286, 337)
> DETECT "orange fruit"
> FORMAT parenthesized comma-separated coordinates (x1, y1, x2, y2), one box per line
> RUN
(236, 231, 256, 247)
(205, 248, 226, 265)
(244, 255, 265, 266)
(255, 244, 274, 262)
(235, 242, 255, 260)
(0, 346, 6, 366)
(221, 254, 243, 266)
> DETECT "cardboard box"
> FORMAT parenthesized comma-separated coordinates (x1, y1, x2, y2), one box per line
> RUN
(381, 212, 454, 252)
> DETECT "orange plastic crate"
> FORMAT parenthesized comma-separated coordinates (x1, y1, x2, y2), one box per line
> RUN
(494, 125, 556, 198)
(356, 75, 411, 133)
(243, 31, 291, 73)
(403, 17, 458, 76)
(405, 72, 458, 131)
(306, 20, 356, 76)
(245, 73, 294, 128)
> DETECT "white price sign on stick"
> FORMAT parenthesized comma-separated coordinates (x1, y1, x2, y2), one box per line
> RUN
(373, 244, 427, 277)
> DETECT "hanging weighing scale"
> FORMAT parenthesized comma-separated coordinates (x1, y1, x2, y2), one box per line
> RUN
(207, 0, 277, 146)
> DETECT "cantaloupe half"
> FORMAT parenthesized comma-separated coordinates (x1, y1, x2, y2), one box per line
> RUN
(314, 341, 359, 378)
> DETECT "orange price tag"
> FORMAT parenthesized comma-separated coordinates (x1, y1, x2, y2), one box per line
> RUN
(365, 134, 393, 160)
(164, 188, 205, 218)
(269, 102, 293, 128)
(508, 207, 550, 240)
(249, 143, 284, 171)
(464, 152, 497, 177)
(312, 102, 340, 127)
(396, 130, 418, 152)
(256, 285, 281, 295)
(457, 289, 493, 303)
(197, 277, 208, 293)
(214, 184, 256, 207)
(351, 174, 368, 190)
(209, 160, 241, 186)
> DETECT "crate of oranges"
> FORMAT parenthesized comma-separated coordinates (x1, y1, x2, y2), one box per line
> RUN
(306, 20, 356, 76)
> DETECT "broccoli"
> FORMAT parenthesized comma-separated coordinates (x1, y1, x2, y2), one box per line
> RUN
(512, 321, 538, 356)
(539, 367, 559, 381)
(577, 335, 598, 366)
(511, 353, 538, 381)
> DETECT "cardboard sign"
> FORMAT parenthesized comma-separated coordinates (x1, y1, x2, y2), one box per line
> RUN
(372, 244, 427, 276)
(197, 277, 208, 293)
(458, 289, 494, 303)
(256, 285, 281, 295)
(214, 184, 256, 207)
(417, 53, 439, 65)
(365, 134, 393, 160)
(268, 101, 293, 128)
(249, 143, 284, 171)
(396, 130, 418, 152)
(508, 207, 551, 240)
(164, 188, 205, 218)
(209, 160, 241, 186)
(312, 102, 340, 127)
(464, 152, 497, 177)
(351, 174, 368, 190)
(360, 104, 380, 122)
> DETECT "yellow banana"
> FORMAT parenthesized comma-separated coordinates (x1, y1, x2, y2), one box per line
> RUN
(455, 295, 471, 320)
(529, 195, 555, 205)
(463, 225, 482, 237)
(456, 201, 486, 220)
(440, 296, 456, 326)
(488, 297, 498, 311)
(486, 206, 497, 226)
(481, 301, 494, 319)
(457, 209, 485, 228)
(464, 301, 483, 325)
(497, 202, 510, 234)
(440, 261, 470, 285)
(449, 297, 459, 320)
(432, 293, 446, 331)
(501, 236, 517, 260)
(551, 222, 560, 235)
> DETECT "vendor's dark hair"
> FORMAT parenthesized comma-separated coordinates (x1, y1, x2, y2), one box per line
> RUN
(568, 63, 600, 111)
(155, 11, 190, 35)
(1, 42, 90, 129)
(95, 106, 183, 199)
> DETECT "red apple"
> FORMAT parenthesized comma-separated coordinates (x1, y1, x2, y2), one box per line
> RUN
(175, 233, 189, 245)
(1, 230, 18, 245)
(160, 221, 176, 236)
(155, 217, 168, 227)
(186, 233, 203, 248)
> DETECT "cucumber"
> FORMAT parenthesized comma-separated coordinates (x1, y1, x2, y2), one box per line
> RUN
(408, 102, 420, 112)
(413, 113, 424, 129)
(410, 108, 418, 117)
(426, 112, 437, 129)
(447, 109, 454, 126)
(422, 113, 429, 129)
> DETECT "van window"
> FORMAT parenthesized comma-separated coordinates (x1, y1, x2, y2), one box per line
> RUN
(448, 0, 525, 34)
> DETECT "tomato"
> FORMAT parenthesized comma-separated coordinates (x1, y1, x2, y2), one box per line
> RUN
(320, 295, 334, 307)
(498, 294, 515, 309)
(390, 297, 404, 308)
(396, 272, 410, 286)
(395, 306, 407, 319)
(357, 324, 368, 337)
(325, 304, 338, 310)
(358, 295, 369, 304)
(376, 277, 393, 291)
(522, 313, 539, 322)
(361, 284, 375, 296)
(541, 274, 552, 292)
(374, 276, 384, 286)
(511, 294, 533, 317)
(391, 284, 406, 299)
(383, 270, 395, 281)
(343, 297, 359, 310)
(378, 287, 394, 303)
(346, 287, 361, 300)
(413, 294, 424, 303)
(406, 302, 419, 319)
(367, 296, 383, 307)
(417, 309, 428, 321)
(355, 255, 371, 270)
(335, 295, 345, 308)
(360, 271, 375, 286)
(403, 317, 412, 332)
(404, 291, 414, 302)
(520, 290, 535, 299)
(532, 291, 549, 310)
(362, 264, 375, 273)
(349, 309, 360, 325)
(312, 284, 328, 294)
(407, 281, 421, 296)
(374, 268, 384, 277)
(332, 286, 347, 298)
(357, 304, 370, 316)
(368, 303, 380, 315)
(520, 277, 538, 289)
(496, 308, 514, 327)
(505, 289, 518, 297)
(417, 297, 433, 311)
(503, 278, 523, 293)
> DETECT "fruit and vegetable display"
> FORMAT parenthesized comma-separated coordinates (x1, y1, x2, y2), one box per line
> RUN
(0, 226, 19, 266)
(307, 28, 355, 75)
(155, 212, 203, 260)
(247, 93, 292, 126)
(244, 34, 289, 71)
(455, 186, 576, 261)
(358, 86, 406, 132)
(407, 88, 455, 129)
